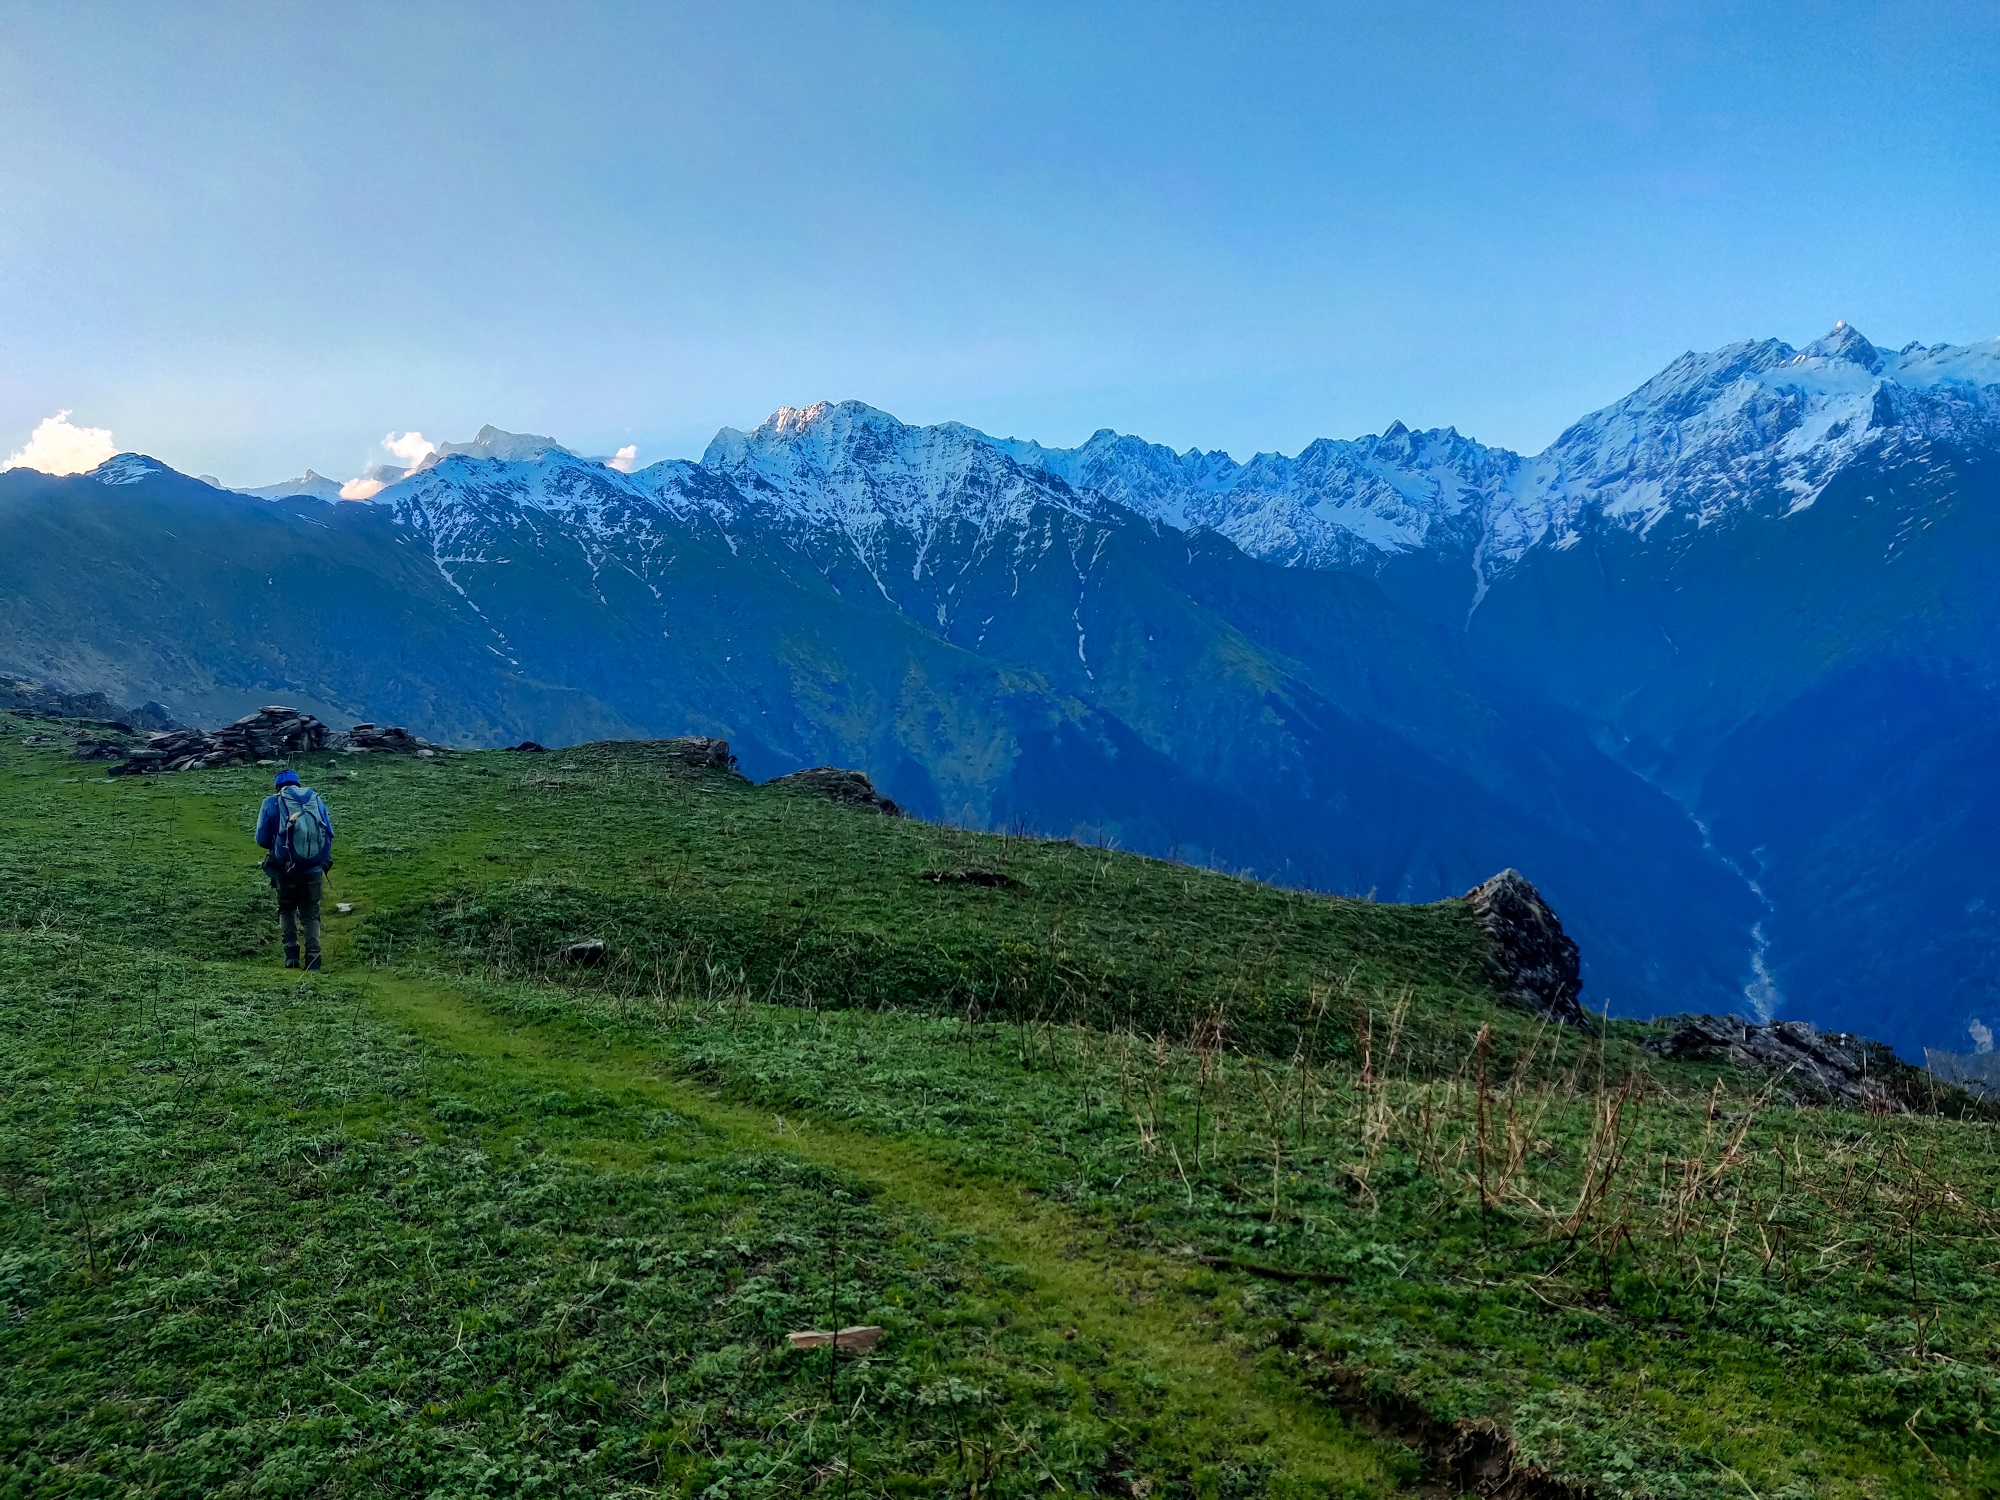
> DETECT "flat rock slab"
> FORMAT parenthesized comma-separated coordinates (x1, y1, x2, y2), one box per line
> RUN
(787, 1326, 884, 1351)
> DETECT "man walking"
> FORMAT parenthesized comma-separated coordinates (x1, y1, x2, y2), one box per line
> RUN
(256, 768, 335, 970)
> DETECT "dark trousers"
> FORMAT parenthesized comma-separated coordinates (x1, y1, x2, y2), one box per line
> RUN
(276, 870, 324, 963)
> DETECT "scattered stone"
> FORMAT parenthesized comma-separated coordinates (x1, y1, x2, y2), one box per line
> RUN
(787, 1326, 884, 1351)
(335, 903, 355, 915)
(112, 706, 333, 775)
(71, 737, 131, 761)
(767, 765, 904, 817)
(558, 938, 608, 966)
(1644, 1014, 1934, 1112)
(1463, 869, 1585, 1026)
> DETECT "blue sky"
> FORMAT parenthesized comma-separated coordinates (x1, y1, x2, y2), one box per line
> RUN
(2, 0, 1996, 485)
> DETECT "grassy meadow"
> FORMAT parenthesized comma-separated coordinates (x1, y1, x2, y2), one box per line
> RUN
(1, 715, 1996, 1498)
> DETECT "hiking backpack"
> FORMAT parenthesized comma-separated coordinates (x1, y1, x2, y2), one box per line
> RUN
(277, 786, 332, 871)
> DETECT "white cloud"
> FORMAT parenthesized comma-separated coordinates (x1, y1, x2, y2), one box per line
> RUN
(384, 430, 436, 467)
(1971, 1018, 1994, 1055)
(3, 411, 118, 475)
(337, 431, 436, 500)
(608, 444, 640, 473)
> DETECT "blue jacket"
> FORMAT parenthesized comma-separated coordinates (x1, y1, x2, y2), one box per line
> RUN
(257, 786, 334, 876)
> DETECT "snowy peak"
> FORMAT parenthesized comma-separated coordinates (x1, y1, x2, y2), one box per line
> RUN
(434, 425, 574, 465)
(1802, 320, 1884, 372)
(236, 469, 350, 502)
(704, 399, 1101, 542)
(88, 454, 176, 486)
(1520, 324, 2000, 550)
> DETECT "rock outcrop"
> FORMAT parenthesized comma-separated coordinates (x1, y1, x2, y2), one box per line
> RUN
(1463, 869, 1585, 1026)
(649, 737, 739, 772)
(0, 672, 179, 731)
(115, 706, 334, 774)
(346, 723, 434, 752)
(767, 765, 904, 817)
(1644, 1014, 1935, 1112)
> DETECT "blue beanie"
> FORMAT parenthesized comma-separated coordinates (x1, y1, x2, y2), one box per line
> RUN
(274, 769, 301, 789)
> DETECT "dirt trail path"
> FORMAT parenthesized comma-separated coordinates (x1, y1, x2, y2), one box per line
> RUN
(335, 962, 1420, 1497)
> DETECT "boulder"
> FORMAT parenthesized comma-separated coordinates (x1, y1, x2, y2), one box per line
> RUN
(1463, 869, 1585, 1026)
(507, 740, 548, 753)
(1644, 1014, 1925, 1112)
(767, 765, 903, 817)
(558, 938, 608, 966)
(787, 1326, 884, 1351)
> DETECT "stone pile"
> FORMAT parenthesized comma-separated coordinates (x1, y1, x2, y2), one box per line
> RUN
(114, 705, 332, 775)
(766, 765, 904, 817)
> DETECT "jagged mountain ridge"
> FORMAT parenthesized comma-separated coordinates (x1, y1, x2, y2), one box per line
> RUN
(994, 322, 2000, 592)
(232, 322, 2000, 606)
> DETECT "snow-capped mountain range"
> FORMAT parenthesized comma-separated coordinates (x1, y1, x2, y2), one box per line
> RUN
(996, 321, 2000, 583)
(23, 323, 2000, 1058)
(208, 322, 2000, 597)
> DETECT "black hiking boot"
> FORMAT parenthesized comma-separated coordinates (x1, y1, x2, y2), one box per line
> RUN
(304, 953, 322, 972)
(284, 945, 300, 969)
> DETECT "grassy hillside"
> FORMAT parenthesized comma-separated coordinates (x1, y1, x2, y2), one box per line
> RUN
(1, 715, 1996, 1498)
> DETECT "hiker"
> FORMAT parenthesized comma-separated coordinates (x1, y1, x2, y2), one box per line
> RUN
(256, 768, 335, 970)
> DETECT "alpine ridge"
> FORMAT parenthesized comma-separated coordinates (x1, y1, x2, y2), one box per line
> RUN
(3, 323, 1994, 1057)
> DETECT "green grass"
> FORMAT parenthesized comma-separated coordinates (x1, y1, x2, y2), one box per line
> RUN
(1, 716, 1996, 1497)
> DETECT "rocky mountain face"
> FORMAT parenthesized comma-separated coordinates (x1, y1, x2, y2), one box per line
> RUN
(2, 324, 1993, 1056)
